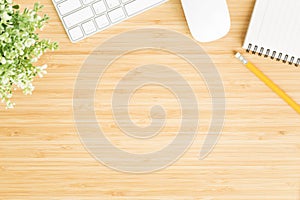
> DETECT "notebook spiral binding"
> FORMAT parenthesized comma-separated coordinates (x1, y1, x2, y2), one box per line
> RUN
(246, 43, 300, 67)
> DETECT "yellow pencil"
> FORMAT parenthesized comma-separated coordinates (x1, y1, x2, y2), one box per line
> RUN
(235, 52, 300, 114)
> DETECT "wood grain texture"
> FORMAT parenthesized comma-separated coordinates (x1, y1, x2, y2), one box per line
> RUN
(1, 0, 300, 199)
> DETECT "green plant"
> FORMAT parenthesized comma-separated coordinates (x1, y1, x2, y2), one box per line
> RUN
(0, 0, 58, 109)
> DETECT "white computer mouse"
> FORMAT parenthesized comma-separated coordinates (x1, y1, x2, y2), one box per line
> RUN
(181, 0, 231, 42)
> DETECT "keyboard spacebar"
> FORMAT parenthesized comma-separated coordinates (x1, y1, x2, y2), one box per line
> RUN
(125, 0, 164, 16)
(63, 7, 94, 28)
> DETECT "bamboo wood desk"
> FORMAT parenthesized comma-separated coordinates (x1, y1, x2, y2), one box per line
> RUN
(0, 0, 300, 199)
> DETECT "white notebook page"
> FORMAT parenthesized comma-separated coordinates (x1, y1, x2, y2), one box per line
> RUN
(243, 0, 300, 65)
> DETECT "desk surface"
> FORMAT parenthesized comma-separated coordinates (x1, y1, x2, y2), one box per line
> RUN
(1, 0, 300, 199)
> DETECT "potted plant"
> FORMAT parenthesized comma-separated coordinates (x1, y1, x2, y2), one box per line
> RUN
(0, 0, 58, 109)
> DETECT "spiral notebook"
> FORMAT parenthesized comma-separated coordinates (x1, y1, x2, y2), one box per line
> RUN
(243, 0, 300, 66)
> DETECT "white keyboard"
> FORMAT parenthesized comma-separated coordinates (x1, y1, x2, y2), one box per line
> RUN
(52, 0, 167, 43)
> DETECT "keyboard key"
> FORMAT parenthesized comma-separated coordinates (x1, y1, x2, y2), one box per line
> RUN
(57, 0, 81, 16)
(106, 0, 120, 9)
(82, 0, 95, 5)
(63, 7, 94, 28)
(93, 1, 107, 14)
(125, 0, 164, 16)
(82, 20, 97, 34)
(69, 26, 84, 41)
(108, 7, 126, 23)
(95, 15, 110, 29)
